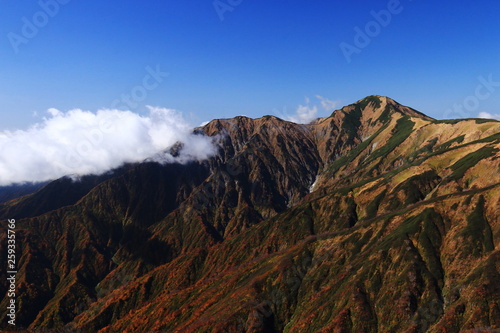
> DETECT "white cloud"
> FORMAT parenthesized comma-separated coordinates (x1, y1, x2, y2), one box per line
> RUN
(0, 107, 216, 186)
(284, 95, 339, 124)
(316, 95, 339, 112)
(286, 104, 318, 124)
(477, 112, 500, 120)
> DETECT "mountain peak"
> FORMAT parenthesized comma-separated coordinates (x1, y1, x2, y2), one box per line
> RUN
(333, 95, 434, 121)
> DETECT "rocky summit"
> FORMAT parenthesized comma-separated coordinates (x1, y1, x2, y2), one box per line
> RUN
(1, 95, 499, 332)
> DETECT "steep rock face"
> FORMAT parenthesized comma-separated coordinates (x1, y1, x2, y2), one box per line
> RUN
(1, 95, 499, 332)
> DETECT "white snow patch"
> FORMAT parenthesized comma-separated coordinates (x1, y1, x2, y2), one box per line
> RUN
(309, 176, 319, 193)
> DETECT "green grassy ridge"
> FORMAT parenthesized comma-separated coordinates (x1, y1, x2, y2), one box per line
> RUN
(386, 170, 442, 211)
(357, 95, 382, 110)
(324, 119, 391, 178)
(338, 182, 500, 234)
(326, 115, 414, 184)
(417, 209, 445, 283)
(435, 135, 465, 151)
(448, 146, 499, 181)
(323, 96, 390, 178)
(375, 209, 435, 251)
(434, 118, 499, 125)
(471, 130, 500, 144)
(407, 137, 439, 161)
(322, 106, 400, 183)
(393, 129, 499, 177)
(322, 102, 449, 186)
(342, 129, 500, 194)
(341, 103, 363, 144)
(280, 211, 446, 331)
(375, 103, 393, 125)
(391, 125, 500, 173)
(320, 165, 457, 209)
(365, 189, 387, 218)
(247, 181, 498, 267)
(315, 142, 500, 220)
(364, 116, 415, 165)
(457, 195, 494, 258)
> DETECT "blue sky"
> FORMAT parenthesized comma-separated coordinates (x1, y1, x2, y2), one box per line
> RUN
(1, 0, 500, 130)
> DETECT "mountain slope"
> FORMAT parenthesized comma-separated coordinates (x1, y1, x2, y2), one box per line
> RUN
(1, 96, 499, 332)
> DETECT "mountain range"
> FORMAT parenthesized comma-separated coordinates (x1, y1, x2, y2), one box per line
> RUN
(1, 95, 499, 332)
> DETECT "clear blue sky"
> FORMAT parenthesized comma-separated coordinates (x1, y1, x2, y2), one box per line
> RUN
(1, 0, 500, 130)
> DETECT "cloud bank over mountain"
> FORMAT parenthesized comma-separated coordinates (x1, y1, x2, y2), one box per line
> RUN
(0, 107, 216, 186)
